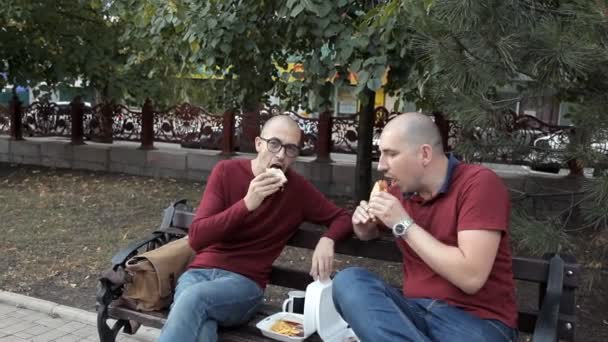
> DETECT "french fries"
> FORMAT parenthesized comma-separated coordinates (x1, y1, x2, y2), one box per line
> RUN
(270, 319, 304, 337)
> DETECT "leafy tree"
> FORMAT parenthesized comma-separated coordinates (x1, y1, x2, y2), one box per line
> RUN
(0, 0, 182, 105)
(1, 1, 114, 95)
(275, 0, 395, 201)
(119, 0, 396, 198)
(117, 1, 291, 109)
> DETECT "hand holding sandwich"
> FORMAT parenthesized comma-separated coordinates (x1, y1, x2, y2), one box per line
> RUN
(353, 180, 411, 240)
(243, 169, 287, 211)
(351, 180, 388, 240)
(368, 191, 410, 229)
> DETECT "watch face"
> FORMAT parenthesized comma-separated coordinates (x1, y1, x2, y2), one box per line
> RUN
(394, 224, 405, 235)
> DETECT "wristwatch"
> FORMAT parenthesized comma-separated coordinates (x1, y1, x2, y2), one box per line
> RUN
(392, 217, 415, 237)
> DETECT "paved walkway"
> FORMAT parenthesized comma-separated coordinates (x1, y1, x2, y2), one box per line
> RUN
(0, 291, 159, 342)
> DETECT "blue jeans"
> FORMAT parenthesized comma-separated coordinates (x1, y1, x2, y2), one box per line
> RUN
(332, 267, 517, 342)
(159, 268, 264, 342)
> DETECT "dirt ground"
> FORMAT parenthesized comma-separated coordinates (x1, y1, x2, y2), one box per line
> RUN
(0, 162, 606, 341)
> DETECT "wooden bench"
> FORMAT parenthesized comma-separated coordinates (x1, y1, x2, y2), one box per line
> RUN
(97, 200, 581, 342)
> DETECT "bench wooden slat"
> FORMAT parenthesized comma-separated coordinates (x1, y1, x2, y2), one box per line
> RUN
(173, 211, 580, 288)
(108, 302, 323, 342)
(290, 224, 581, 288)
(108, 306, 166, 329)
(269, 266, 314, 291)
(108, 299, 575, 341)
(270, 265, 403, 291)
(290, 224, 403, 262)
(512, 257, 580, 288)
(108, 299, 577, 341)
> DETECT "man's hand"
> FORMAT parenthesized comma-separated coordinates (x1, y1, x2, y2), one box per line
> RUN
(243, 172, 283, 211)
(310, 237, 335, 281)
(352, 200, 379, 240)
(368, 192, 410, 228)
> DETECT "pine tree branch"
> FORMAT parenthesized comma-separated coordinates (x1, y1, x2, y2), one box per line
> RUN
(449, 34, 538, 81)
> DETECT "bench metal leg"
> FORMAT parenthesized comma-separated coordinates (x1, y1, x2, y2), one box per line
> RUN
(96, 278, 129, 342)
(97, 311, 127, 342)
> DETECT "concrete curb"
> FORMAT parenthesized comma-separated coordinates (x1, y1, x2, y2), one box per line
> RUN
(0, 290, 160, 341)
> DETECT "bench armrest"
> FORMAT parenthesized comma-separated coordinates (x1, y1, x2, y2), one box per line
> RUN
(110, 199, 190, 269)
(532, 254, 564, 342)
(110, 233, 168, 270)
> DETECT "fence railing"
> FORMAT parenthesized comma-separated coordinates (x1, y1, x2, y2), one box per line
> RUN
(1, 95, 591, 175)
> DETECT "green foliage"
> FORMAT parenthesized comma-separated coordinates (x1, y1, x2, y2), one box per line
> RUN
(115, 0, 403, 111)
(510, 207, 573, 256)
(581, 175, 608, 231)
(370, 0, 608, 110)
(0, 0, 113, 88)
(0, 0, 184, 104)
(116, 0, 290, 109)
(164, 79, 236, 113)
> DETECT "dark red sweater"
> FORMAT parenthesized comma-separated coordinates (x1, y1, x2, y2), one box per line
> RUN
(188, 159, 353, 289)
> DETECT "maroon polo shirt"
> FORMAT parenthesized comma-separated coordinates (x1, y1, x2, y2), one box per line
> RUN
(393, 157, 517, 328)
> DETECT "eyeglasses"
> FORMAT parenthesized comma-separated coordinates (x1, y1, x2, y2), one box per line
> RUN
(259, 137, 300, 158)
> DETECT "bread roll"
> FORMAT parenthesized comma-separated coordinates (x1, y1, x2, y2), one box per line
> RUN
(266, 167, 287, 185)
(369, 180, 388, 199)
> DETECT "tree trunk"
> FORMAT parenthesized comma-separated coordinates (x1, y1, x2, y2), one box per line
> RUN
(355, 88, 376, 201)
(70, 96, 85, 145)
(9, 93, 23, 141)
(316, 111, 333, 162)
(241, 104, 260, 153)
(221, 109, 236, 155)
(139, 98, 155, 150)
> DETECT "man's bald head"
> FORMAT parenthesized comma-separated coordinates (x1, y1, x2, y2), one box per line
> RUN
(261, 115, 302, 141)
(384, 112, 444, 152)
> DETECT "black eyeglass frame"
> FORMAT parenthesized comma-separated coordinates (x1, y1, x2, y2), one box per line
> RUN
(259, 137, 300, 158)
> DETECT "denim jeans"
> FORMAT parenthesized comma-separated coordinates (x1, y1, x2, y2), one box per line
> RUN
(159, 268, 264, 342)
(332, 267, 517, 342)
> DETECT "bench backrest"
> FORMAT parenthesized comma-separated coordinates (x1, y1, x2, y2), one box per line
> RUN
(172, 209, 580, 341)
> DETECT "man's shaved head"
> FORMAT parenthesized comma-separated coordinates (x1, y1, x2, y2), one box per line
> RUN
(253, 114, 302, 174)
(384, 112, 443, 152)
(261, 115, 302, 140)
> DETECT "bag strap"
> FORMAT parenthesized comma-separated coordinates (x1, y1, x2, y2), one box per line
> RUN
(110, 199, 189, 270)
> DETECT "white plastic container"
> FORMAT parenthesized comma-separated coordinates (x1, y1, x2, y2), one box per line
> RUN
(306, 281, 359, 342)
(256, 280, 360, 342)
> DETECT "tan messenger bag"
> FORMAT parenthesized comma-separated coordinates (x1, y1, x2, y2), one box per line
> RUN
(123, 237, 195, 311)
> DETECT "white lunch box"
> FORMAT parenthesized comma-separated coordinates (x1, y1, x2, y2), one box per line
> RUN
(256, 280, 360, 342)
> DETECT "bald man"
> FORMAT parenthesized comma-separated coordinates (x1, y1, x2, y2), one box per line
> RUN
(160, 115, 352, 342)
(332, 113, 517, 342)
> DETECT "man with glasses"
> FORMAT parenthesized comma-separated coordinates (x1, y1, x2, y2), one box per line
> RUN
(160, 115, 353, 342)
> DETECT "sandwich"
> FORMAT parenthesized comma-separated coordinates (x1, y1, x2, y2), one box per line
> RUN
(369, 179, 388, 199)
(367, 180, 389, 222)
(266, 166, 288, 188)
